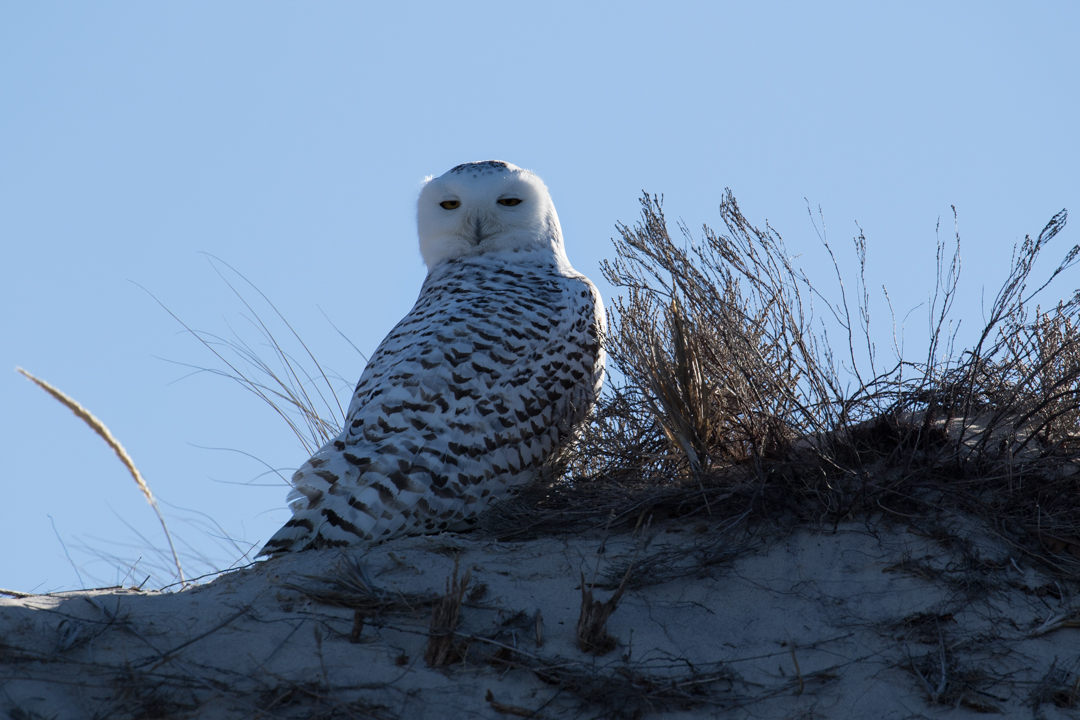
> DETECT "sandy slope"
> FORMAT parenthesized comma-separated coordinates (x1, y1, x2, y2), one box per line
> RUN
(2, 517, 1078, 719)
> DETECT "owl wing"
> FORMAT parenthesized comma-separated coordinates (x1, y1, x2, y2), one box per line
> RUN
(258, 260, 604, 554)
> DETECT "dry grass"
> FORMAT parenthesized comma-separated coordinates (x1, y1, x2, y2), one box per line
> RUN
(600, 194, 812, 469)
(423, 558, 471, 667)
(1029, 660, 1080, 713)
(487, 191, 1080, 584)
(151, 255, 351, 457)
(286, 554, 441, 616)
(16, 368, 186, 587)
(575, 569, 628, 655)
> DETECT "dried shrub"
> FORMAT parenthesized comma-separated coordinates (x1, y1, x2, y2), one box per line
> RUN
(551, 192, 1080, 581)
(599, 193, 824, 473)
(595, 193, 1078, 474)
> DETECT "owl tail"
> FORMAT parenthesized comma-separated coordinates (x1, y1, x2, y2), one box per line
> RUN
(256, 516, 315, 556)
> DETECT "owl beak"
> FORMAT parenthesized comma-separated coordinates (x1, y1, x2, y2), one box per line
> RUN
(472, 214, 486, 245)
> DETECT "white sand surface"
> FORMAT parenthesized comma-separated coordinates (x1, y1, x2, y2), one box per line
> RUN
(2, 517, 1078, 719)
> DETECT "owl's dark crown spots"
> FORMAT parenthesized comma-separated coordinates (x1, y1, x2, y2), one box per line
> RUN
(449, 160, 510, 177)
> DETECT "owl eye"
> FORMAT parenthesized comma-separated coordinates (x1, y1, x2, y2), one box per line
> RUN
(497, 198, 522, 207)
(440, 200, 461, 210)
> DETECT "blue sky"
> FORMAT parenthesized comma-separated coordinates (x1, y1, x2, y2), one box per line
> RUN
(2, 2, 1077, 592)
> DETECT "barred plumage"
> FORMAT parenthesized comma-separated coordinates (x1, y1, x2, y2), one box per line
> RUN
(260, 161, 605, 554)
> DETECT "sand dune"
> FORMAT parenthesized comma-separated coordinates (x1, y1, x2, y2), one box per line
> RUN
(3, 514, 1078, 719)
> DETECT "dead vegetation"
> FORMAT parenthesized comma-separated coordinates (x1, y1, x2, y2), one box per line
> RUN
(423, 559, 471, 667)
(575, 568, 628, 655)
(15, 368, 187, 587)
(151, 254, 352, 457)
(286, 554, 442, 616)
(483, 191, 1080, 587)
(1029, 659, 1080, 714)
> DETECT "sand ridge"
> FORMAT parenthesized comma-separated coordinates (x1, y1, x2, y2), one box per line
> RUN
(2, 518, 1078, 719)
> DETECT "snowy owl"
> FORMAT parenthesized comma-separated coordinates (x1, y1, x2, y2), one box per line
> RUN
(259, 161, 605, 554)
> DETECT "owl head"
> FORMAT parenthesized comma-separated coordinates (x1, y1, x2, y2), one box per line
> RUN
(417, 161, 569, 271)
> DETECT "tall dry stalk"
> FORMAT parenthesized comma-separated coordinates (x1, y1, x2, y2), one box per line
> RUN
(16, 368, 186, 586)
